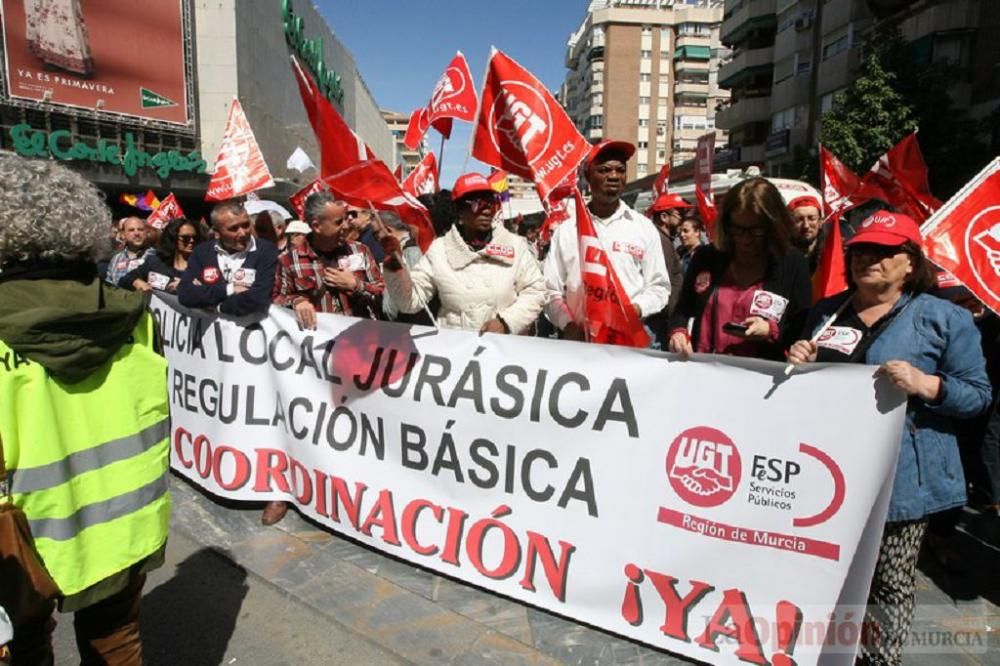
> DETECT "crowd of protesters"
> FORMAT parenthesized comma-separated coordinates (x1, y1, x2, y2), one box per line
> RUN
(1, 138, 998, 665)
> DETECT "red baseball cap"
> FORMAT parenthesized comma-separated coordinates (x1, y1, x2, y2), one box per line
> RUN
(846, 211, 923, 248)
(649, 193, 692, 213)
(584, 140, 636, 169)
(788, 195, 822, 211)
(451, 173, 495, 201)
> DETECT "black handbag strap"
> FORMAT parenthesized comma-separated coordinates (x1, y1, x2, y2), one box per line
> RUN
(846, 296, 914, 364)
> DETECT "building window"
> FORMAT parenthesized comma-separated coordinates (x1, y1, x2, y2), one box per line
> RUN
(638, 141, 648, 149)
(592, 92, 603, 105)
(823, 35, 849, 60)
(637, 164, 648, 176)
(639, 96, 650, 104)
(641, 25, 652, 34)
(641, 50, 652, 59)
(771, 107, 795, 132)
(640, 73, 651, 82)
(657, 121, 667, 136)
(639, 119, 649, 127)
(796, 59, 811, 75)
(588, 115, 603, 129)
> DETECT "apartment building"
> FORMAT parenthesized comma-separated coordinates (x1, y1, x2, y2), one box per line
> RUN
(561, 0, 730, 182)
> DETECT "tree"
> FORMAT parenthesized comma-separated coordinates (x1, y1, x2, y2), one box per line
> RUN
(819, 53, 917, 176)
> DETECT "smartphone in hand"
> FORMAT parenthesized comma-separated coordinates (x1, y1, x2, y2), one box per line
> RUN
(722, 321, 749, 336)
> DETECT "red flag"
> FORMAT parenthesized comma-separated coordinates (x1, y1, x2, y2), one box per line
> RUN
(288, 178, 328, 220)
(205, 99, 275, 201)
(653, 164, 671, 197)
(471, 49, 590, 200)
(290, 56, 375, 178)
(921, 157, 1000, 315)
(693, 133, 716, 238)
(401, 152, 439, 198)
(573, 189, 650, 347)
(146, 193, 185, 230)
(428, 52, 477, 124)
(694, 186, 718, 241)
(393, 163, 403, 182)
(539, 173, 576, 243)
(403, 108, 430, 151)
(812, 211, 848, 302)
(324, 160, 435, 252)
(403, 52, 476, 150)
(819, 145, 861, 217)
(856, 133, 941, 222)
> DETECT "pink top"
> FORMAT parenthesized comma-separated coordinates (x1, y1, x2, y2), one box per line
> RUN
(696, 273, 779, 355)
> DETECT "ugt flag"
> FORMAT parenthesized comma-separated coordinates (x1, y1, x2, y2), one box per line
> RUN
(206, 98, 274, 201)
(921, 157, 1000, 315)
(472, 48, 589, 201)
(573, 189, 650, 348)
(401, 152, 439, 199)
(402, 51, 476, 150)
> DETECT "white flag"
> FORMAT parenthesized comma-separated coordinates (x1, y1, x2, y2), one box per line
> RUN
(286, 146, 316, 173)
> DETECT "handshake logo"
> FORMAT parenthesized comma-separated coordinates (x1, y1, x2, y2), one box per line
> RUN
(665, 426, 742, 508)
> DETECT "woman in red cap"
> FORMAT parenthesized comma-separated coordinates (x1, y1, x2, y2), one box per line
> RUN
(788, 210, 991, 665)
(667, 177, 812, 360)
(379, 172, 547, 334)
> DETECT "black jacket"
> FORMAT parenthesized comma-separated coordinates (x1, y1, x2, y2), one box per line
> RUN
(668, 245, 811, 360)
(177, 239, 278, 316)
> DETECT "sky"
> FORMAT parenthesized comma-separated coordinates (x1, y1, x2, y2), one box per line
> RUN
(316, 0, 587, 186)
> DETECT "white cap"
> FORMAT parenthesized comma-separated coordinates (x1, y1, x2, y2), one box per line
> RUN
(285, 220, 311, 235)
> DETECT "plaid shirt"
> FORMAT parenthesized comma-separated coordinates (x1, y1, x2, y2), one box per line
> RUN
(272, 239, 384, 318)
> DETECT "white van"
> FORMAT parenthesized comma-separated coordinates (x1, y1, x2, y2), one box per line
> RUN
(630, 167, 822, 213)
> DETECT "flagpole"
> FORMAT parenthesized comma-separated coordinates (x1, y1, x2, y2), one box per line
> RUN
(461, 47, 494, 175)
(366, 200, 439, 328)
(782, 294, 853, 376)
(438, 133, 447, 176)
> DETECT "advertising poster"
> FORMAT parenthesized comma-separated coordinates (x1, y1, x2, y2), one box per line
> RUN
(0, 0, 190, 125)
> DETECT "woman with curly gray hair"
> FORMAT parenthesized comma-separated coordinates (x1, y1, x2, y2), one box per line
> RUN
(0, 153, 170, 664)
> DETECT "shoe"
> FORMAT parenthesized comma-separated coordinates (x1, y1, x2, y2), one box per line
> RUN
(261, 501, 289, 526)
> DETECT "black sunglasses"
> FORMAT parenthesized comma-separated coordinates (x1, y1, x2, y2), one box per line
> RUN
(177, 235, 197, 243)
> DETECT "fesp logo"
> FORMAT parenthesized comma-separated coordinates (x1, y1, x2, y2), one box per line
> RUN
(489, 82, 552, 171)
(666, 426, 742, 508)
(967, 206, 1000, 300)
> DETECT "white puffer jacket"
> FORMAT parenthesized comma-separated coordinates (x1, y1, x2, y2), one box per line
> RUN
(385, 224, 548, 333)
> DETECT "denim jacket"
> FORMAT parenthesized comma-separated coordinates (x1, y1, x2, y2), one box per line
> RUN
(806, 292, 992, 522)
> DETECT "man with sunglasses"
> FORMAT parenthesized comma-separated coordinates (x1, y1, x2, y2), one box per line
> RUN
(346, 206, 387, 263)
(544, 140, 670, 343)
(177, 200, 278, 316)
(379, 172, 546, 334)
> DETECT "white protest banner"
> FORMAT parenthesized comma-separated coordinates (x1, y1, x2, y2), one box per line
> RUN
(151, 295, 904, 666)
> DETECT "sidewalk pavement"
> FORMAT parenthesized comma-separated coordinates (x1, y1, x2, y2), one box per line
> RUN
(159, 474, 999, 665)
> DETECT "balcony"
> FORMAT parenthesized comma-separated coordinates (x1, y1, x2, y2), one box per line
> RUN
(676, 35, 711, 49)
(716, 96, 771, 129)
(718, 46, 774, 87)
(588, 46, 605, 63)
(721, 0, 777, 45)
(675, 81, 710, 95)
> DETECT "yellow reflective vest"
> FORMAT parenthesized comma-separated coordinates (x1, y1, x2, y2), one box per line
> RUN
(0, 313, 170, 596)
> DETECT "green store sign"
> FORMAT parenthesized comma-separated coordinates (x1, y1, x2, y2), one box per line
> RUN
(9, 123, 207, 179)
(282, 0, 345, 105)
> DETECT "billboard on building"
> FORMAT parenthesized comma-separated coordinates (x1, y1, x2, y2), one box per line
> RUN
(0, 0, 191, 127)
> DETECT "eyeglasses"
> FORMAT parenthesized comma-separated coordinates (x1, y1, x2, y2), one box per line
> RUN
(346, 211, 360, 219)
(462, 196, 500, 214)
(728, 224, 767, 238)
(177, 235, 197, 244)
(849, 243, 904, 260)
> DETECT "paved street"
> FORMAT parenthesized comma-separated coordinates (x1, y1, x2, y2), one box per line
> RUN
(50, 475, 1000, 665)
